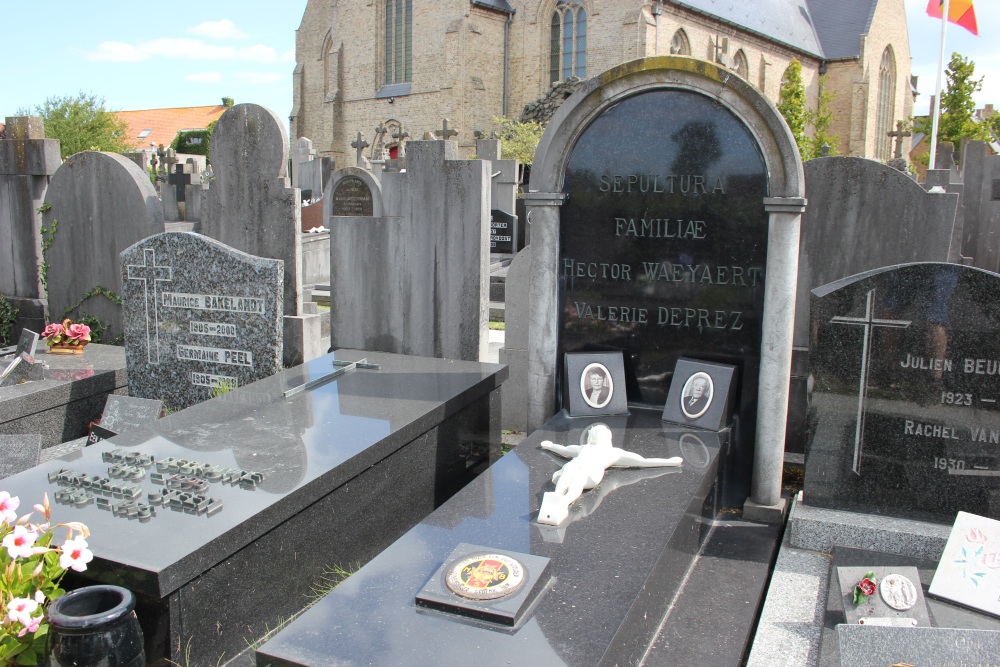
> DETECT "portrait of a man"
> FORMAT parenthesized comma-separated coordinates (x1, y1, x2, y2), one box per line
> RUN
(580, 363, 613, 409)
(680, 372, 713, 419)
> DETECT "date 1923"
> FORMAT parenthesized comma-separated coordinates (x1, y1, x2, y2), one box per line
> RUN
(941, 392, 973, 406)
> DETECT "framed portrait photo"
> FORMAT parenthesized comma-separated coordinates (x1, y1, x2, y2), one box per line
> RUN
(662, 358, 738, 431)
(564, 352, 629, 417)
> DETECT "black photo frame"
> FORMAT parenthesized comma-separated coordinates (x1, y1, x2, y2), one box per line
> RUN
(564, 352, 629, 417)
(662, 358, 738, 431)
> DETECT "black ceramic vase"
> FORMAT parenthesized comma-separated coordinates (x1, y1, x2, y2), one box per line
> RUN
(45, 585, 145, 667)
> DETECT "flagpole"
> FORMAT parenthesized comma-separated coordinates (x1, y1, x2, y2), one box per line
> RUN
(929, 0, 951, 170)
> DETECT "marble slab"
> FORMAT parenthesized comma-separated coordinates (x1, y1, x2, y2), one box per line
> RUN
(930, 511, 1000, 617)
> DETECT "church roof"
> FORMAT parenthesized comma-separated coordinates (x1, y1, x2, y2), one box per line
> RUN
(806, 0, 878, 60)
(471, 0, 515, 14)
(671, 0, 824, 58)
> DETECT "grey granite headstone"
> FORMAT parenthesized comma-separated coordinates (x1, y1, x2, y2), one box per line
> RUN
(121, 231, 282, 411)
(99, 395, 163, 433)
(837, 625, 1000, 667)
(44, 151, 165, 343)
(807, 263, 1000, 522)
(201, 103, 302, 317)
(0, 434, 41, 479)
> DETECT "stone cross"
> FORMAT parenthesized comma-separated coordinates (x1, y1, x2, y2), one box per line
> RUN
(166, 148, 178, 171)
(830, 289, 911, 474)
(168, 164, 192, 203)
(125, 248, 173, 365)
(351, 131, 369, 166)
(888, 121, 912, 160)
(434, 119, 458, 141)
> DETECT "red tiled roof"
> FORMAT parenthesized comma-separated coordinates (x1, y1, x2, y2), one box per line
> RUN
(114, 105, 228, 150)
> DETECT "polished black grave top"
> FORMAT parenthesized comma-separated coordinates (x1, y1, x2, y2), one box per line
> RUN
(0, 350, 505, 597)
(256, 411, 723, 667)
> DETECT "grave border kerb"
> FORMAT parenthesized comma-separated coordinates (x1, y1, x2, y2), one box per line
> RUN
(522, 56, 806, 519)
(328, 166, 384, 218)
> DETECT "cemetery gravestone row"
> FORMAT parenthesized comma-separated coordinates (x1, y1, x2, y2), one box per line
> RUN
(121, 232, 282, 412)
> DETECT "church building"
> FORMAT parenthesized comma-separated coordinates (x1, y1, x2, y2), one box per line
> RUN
(291, 0, 913, 164)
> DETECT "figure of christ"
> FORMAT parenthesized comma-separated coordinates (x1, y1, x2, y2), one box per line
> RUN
(537, 424, 682, 526)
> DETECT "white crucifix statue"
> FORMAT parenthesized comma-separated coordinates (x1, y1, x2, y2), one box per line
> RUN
(537, 424, 683, 526)
(831, 288, 911, 475)
(126, 248, 173, 364)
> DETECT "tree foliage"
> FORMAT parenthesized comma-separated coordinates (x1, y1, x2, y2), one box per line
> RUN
(916, 53, 995, 147)
(492, 116, 545, 184)
(802, 75, 839, 160)
(20, 93, 131, 159)
(778, 59, 807, 153)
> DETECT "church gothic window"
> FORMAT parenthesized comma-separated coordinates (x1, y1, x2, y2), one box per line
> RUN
(384, 0, 412, 85)
(670, 29, 691, 56)
(732, 49, 748, 80)
(550, 0, 587, 83)
(875, 46, 896, 161)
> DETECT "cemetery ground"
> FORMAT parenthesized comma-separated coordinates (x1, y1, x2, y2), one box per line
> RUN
(7, 56, 1000, 666)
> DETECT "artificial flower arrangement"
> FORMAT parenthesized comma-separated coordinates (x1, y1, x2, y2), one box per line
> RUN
(0, 492, 92, 664)
(852, 570, 877, 606)
(41, 319, 91, 354)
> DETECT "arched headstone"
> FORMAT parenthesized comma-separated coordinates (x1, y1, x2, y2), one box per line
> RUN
(43, 151, 164, 343)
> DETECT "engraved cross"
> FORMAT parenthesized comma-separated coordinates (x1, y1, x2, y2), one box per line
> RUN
(126, 249, 173, 364)
(831, 289, 911, 474)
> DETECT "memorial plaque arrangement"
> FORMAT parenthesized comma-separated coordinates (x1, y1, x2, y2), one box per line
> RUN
(415, 543, 551, 628)
(557, 89, 768, 421)
(807, 263, 1000, 522)
(121, 232, 283, 411)
(930, 511, 1000, 617)
(489, 209, 516, 253)
(661, 358, 738, 431)
(331, 176, 374, 216)
(836, 566, 930, 627)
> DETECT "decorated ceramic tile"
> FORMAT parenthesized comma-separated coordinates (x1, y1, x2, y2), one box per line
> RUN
(929, 511, 1000, 616)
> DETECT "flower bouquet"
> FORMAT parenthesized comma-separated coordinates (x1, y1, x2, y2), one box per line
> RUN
(1, 492, 92, 664)
(41, 319, 91, 355)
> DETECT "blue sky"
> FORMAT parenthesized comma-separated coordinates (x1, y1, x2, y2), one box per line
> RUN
(0, 1, 997, 131)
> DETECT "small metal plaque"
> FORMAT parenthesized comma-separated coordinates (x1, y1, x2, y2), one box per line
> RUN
(991, 178, 1000, 201)
(879, 573, 917, 611)
(446, 553, 526, 600)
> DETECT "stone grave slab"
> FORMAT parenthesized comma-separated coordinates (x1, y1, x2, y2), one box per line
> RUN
(837, 625, 1000, 667)
(256, 411, 725, 667)
(0, 349, 504, 666)
(0, 434, 41, 479)
(121, 231, 283, 412)
(0, 343, 127, 447)
(930, 511, 1000, 617)
(806, 263, 1000, 522)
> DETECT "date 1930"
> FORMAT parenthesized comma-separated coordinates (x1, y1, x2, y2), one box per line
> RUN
(933, 457, 966, 471)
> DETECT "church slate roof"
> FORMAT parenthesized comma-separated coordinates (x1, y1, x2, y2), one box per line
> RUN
(471, 0, 516, 14)
(806, 0, 878, 60)
(671, 0, 824, 58)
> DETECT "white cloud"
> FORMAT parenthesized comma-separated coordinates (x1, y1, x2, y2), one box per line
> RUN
(86, 41, 148, 62)
(188, 19, 248, 40)
(187, 72, 224, 83)
(86, 38, 280, 64)
(233, 72, 284, 85)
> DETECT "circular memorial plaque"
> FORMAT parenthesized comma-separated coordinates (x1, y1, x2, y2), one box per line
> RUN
(445, 553, 526, 600)
(879, 573, 918, 611)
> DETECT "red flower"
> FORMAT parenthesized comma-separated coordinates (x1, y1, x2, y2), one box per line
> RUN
(859, 578, 876, 596)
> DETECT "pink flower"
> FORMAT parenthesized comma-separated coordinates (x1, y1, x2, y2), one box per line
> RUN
(59, 536, 93, 572)
(966, 527, 988, 544)
(979, 551, 1000, 569)
(41, 322, 64, 339)
(0, 492, 19, 524)
(65, 323, 91, 342)
(16, 613, 42, 637)
(7, 596, 39, 625)
(2, 525, 38, 559)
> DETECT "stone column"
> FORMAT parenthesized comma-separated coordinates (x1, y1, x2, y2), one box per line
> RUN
(745, 196, 807, 523)
(522, 191, 565, 431)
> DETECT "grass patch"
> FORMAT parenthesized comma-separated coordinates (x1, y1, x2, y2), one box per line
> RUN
(489, 321, 505, 330)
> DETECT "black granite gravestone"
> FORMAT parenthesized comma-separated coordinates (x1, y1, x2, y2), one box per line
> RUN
(1, 349, 504, 665)
(331, 176, 374, 216)
(557, 88, 768, 498)
(806, 263, 1000, 522)
(489, 209, 516, 254)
